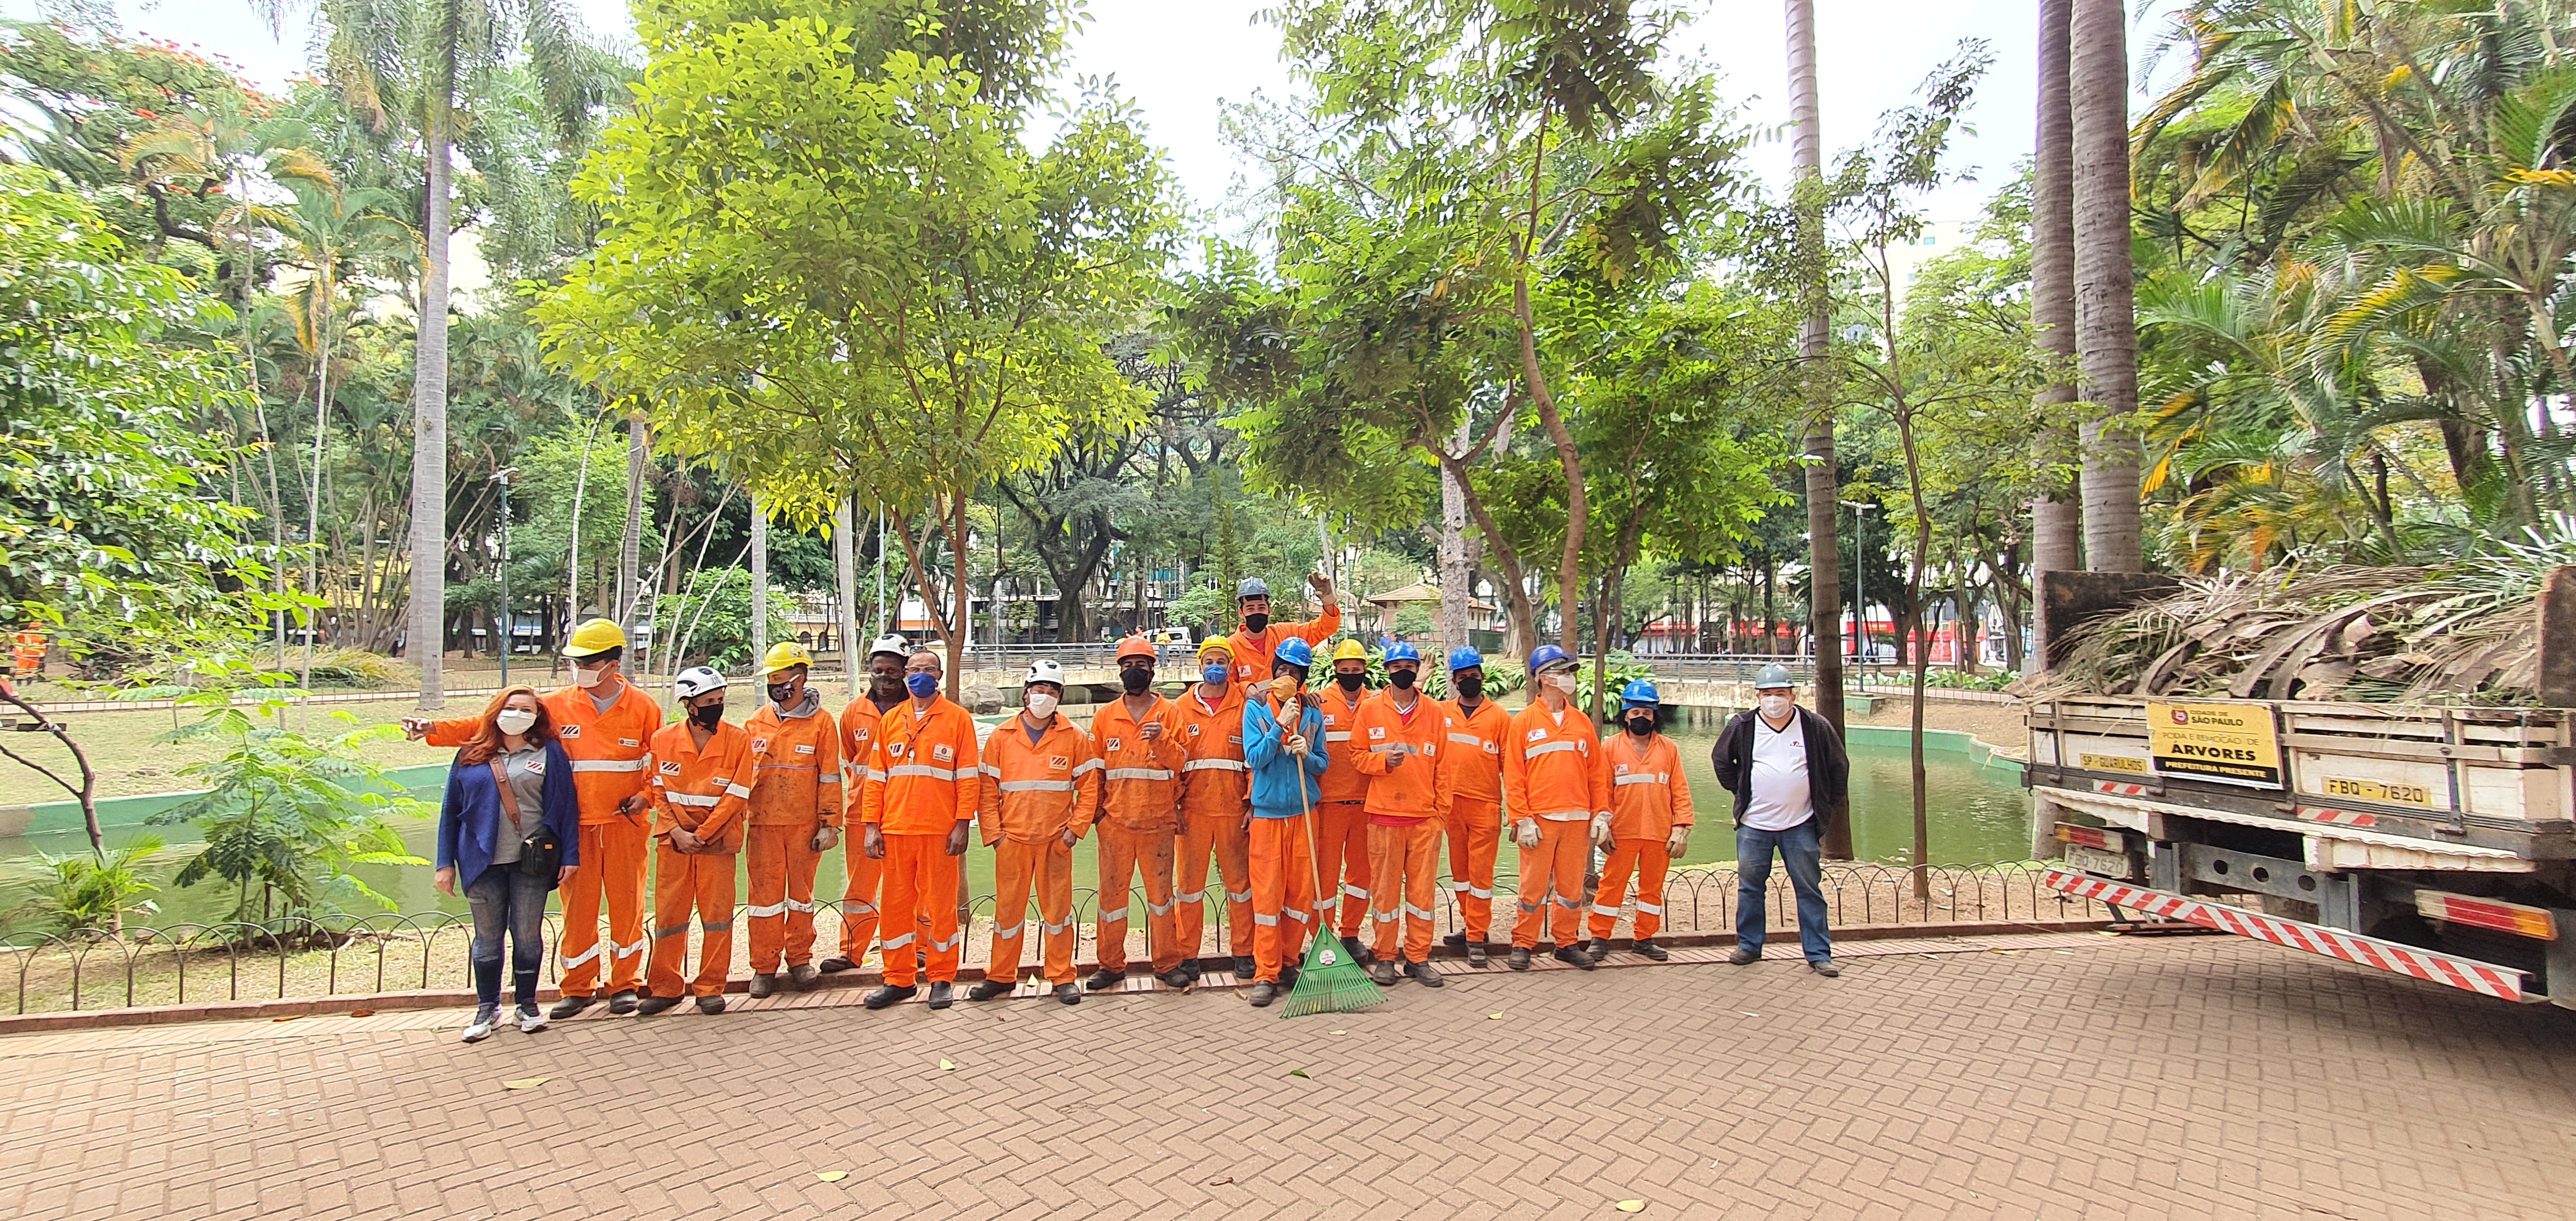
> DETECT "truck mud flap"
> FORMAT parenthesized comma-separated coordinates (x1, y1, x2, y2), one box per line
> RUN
(2041, 868, 2541, 1004)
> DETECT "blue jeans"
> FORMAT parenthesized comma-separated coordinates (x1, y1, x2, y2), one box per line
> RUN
(466, 867, 550, 1009)
(1735, 818, 1832, 962)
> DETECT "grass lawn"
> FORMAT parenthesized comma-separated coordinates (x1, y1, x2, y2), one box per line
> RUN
(0, 697, 468, 800)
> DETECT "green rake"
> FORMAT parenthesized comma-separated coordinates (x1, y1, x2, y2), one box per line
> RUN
(1280, 734, 1384, 1018)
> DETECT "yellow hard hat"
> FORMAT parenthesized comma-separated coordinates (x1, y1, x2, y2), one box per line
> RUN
(1329, 638, 1368, 664)
(562, 618, 627, 658)
(760, 641, 816, 676)
(1196, 636, 1233, 660)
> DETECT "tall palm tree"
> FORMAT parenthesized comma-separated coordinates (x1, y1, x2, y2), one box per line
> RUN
(1784, 0, 1852, 859)
(2072, 0, 2144, 571)
(2029, 0, 2082, 644)
(266, 0, 608, 706)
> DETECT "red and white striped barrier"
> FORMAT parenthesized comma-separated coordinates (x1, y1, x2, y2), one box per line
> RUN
(2092, 779, 2155, 797)
(2041, 868, 2539, 1004)
(2296, 804, 2379, 828)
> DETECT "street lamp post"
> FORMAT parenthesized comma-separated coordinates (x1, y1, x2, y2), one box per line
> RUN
(495, 467, 518, 688)
(1839, 500, 1876, 690)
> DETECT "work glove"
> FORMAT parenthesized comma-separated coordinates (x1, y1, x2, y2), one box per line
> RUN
(1514, 817, 1541, 850)
(1665, 826, 1689, 856)
(1589, 813, 1612, 848)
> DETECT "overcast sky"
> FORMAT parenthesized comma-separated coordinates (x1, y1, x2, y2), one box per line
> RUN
(41, 0, 2184, 224)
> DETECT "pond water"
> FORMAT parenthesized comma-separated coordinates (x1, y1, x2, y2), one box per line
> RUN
(0, 704, 2031, 932)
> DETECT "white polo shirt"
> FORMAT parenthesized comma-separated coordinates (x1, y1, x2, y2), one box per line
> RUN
(1742, 712, 1813, 832)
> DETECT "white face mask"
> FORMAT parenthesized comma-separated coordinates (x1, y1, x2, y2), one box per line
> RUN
(1545, 673, 1579, 695)
(570, 663, 604, 688)
(1024, 692, 1059, 721)
(1759, 693, 1793, 720)
(495, 709, 538, 736)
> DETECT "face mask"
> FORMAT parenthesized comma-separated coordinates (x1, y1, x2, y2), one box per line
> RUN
(1024, 692, 1059, 720)
(570, 664, 603, 689)
(1242, 612, 1269, 633)
(689, 702, 725, 729)
(1545, 673, 1579, 695)
(1333, 671, 1365, 692)
(1625, 714, 1655, 736)
(868, 669, 903, 699)
(1388, 669, 1417, 690)
(1455, 677, 1483, 700)
(1271, 674, 1303, 701)
(1120, 666, 1152, 694)
(495, 709, 538, 736)
(905, 671, 940, 698)
(767, 682, 797, 707)
(1759, 693, 1793, 719)
(1201, 664, 1229, 687)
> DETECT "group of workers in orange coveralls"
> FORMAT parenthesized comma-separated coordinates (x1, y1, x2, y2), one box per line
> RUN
(413, 574, 1699, 1024)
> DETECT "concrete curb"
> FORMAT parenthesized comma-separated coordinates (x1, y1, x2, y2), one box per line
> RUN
(0, 918, 2110, 1034)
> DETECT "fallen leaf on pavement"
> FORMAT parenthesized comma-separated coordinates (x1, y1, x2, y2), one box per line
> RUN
(501, 1077, 548, 1091)
(814, 1171, 847, 1183)
(1330, 1029, 1346, 1035)
(347, 1008, 375, 1018)
(1486, 1012, 1504, 1020)
(1288, 1068, 1310, 1078)
(1739, 1012, 1757, 1018)
(271, 1015, 300, 1023)
(939, 1058, 955, 1071)
(1206, 1176, 1235, 1186)
(1615, 1200, 1646, 1213)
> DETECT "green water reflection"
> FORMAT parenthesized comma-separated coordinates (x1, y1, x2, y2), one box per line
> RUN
(0, 704, 2029, 931)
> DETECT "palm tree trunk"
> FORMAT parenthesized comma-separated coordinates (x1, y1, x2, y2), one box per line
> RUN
(2072, 0, 2143, 572)
(1786, 0, 1850, 858)
(2029, 0, 2083, 657)
(409, 96, 452, 709)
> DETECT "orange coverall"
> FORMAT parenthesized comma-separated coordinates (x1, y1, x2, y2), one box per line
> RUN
(643, 718, 754, 998)
(742, 695, 842, 973)
(425, 681, 661, 996)
(835, 694, 903, 966)
(1313, 683, 1372, 939)
(859, 695, 981, 987)
(979, 714, 1102, 987)
(1438, 695, 1510, 944)
(1090, 694, 1185, 973)
(1173, 683, 1252, 963)
(1503, 698, 1612, 951)
(1350, 690, 1450, 965)
(1590, 731, 1693, 943)
(1225, 601, 1341, 684)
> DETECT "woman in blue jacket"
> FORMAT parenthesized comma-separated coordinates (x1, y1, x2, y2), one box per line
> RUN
(1240, 637, 1330, 1005)
(434, 685, 581, 1043)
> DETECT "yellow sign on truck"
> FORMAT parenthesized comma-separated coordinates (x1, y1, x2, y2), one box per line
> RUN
(2146, 700, 2283, 789)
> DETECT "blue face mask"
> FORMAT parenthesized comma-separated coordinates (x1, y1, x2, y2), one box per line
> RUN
(905, 671, 939, 698)
(1201, 664, 1229, 686)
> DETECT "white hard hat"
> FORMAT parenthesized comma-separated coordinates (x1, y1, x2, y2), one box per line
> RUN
(674, 666, 728, 699)
(866, 633, 910, 660)
(1023, 659, 1067, 689)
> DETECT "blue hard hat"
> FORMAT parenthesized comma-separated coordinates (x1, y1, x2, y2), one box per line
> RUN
(1275, 637, 1314, 668)
(1382, 641, 1422, 665)
(1620, 678, 1660, 708)
(1446, 646, 1484, 673)
(1237, 577, 1270, 598)
(1526, 643, 1573, 675)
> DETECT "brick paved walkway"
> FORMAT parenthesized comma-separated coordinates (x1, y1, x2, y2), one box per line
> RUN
(4, 933, 2574, 1219)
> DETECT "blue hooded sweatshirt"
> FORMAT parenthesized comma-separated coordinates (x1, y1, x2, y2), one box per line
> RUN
(1243, 689, 1328, 818)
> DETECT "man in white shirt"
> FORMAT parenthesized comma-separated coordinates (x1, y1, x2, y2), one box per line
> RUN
(1708, 665, 1849, 975)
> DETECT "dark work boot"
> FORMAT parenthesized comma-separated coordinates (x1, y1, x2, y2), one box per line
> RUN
(633, 994, 682, 1016)
(606, 990, 640, 1015)
(816, 955, 858, 974)
(861, 983, 917, 1010)
(547, 994, 594, 1020)
(695, 995, 726, 1014)
(1085, 967, 1124, 992)
(1584, 938, 1612, 962)
(1507, 948, 1532, 971)
(1553, 945, 1596, 971)
(1247, 981, 1278, 1007)
(1054, 982, 1081, 1006)
(1728, 946, 1760, 966)
(1232, 954, 1257, 979)
(1633, 939, 1670, 962)
(1341, 935, 1372, 966)
(1407, 959, 1444, 988)
(747, 972, 776, 999)
(926, 981, 954, 1009)
(967, 978, 1013, 1001)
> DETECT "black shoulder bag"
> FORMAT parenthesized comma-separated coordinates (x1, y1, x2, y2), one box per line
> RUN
(490, 756, 562, 883)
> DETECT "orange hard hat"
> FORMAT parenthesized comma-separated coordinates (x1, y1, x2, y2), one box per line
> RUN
(1116, 633, 1156, 662)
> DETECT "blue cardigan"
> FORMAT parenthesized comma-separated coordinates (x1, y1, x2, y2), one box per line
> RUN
(436, 740, 583, 891)
(1243, 694, 1328, 819)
